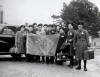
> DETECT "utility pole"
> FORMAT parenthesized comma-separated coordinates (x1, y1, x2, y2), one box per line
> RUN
(0, 5, 3, 24)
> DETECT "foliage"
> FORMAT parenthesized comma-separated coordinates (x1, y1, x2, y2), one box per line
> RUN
(60, 0, 100, 37)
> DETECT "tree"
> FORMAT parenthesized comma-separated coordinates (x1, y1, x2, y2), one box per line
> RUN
(60, 0, 100, 37)
(51, 14, 63, 26)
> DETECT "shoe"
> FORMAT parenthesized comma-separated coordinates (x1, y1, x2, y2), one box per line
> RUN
(84, 67, 87, 71)
(76, 66, 81, 70)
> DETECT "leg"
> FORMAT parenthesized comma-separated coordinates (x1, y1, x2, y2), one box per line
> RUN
(68, 56, 73, 68)
(30, 55, 33, 62)
(84, 60, 87, 71)
(40, 56, 42, 62)
(42, 56, 45, 63)
(76, 59, 81, 70)
(32, 55, 35, 62)
(70, 56, 73, 68)
(68, 56, 71, 66)
(51, 56, 54, 64)
(26, 54, 31, 62)
(37, 55, 40, 62)
(46, 56, 49, 64)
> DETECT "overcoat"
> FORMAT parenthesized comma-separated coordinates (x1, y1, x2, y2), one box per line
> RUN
(74, 29, 89, 60)
(15, 31, 25, 53)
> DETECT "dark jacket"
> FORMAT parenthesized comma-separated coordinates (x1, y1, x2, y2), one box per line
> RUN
(67, 29, 76, 56)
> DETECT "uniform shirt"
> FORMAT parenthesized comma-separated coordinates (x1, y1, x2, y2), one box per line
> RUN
(74, 29, 89, 46)
(77, 29, 88, 41)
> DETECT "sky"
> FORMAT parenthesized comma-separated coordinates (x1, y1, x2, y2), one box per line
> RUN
(0, 0, 100, 25)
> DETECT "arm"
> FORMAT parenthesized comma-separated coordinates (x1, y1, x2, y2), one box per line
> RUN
(85, 30, 90, 47)
(73, 31, 77, 48)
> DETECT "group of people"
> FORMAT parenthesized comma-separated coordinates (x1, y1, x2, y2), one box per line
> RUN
(18, 23, 59, 35)
(15, 22, 90, 71)
(15, 23, 60, 63)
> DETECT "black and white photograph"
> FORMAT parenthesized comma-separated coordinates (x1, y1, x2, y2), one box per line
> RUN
(0, 0, 100, 77)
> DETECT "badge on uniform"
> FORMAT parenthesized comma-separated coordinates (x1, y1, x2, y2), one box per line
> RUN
(70, 32, 72, 35)
(81, 32, 84, 35)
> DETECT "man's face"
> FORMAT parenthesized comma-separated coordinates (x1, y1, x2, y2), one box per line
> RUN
(57, 26, 60, 30)
(21, 27, 25, 31)
(47, 26, 51, 31)
(44, 26, 47, 30)
(68, 24, 73, 29)
(29, 27, 33, 32)
(38, 26, 42, 31)
(34, 24, 37, 28)
(78, 25, 83, 30)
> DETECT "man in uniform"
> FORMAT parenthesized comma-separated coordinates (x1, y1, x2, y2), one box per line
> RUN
(67, 23, 76, 68)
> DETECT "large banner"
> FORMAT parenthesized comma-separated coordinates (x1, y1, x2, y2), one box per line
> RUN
(26, 33, 59, 56)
